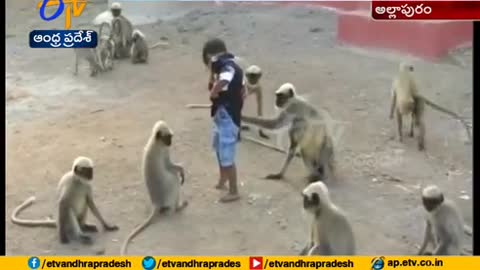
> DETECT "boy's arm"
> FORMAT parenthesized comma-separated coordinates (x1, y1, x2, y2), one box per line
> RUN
(210, 66, 235, 99)
(208, 70, 215, 91)
(210, 80, 229, 99)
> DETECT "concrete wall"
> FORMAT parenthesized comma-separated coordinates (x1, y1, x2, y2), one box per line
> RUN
(332, 2, 472, 60)
(287, 1, 472, 60)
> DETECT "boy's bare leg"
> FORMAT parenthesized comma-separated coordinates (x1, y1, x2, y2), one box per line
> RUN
(215, 152, 228, 190)
(219, 164, 240, 203)
(215, 168, 228, 190)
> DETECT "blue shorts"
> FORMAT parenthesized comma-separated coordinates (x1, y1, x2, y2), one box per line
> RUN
(212, 106, 239, 167)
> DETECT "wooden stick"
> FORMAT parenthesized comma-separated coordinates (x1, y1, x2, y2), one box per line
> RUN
(243, 135, 286, 153)
(186, 104, 211, 109)
(149, 41, 169, 50)
(242, 135, 301, 157)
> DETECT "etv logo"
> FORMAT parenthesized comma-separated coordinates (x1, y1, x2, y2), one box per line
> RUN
(249, 257, 263, 270)
(36, 0, 88, 29)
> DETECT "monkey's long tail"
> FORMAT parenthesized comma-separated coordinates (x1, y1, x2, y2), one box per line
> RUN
(10, 196, 56, 227)
(120, 209, 157, 255)
(421, 96, 472, 142)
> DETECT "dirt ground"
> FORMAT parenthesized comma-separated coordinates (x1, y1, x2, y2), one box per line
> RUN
(6, 1, 473, 255)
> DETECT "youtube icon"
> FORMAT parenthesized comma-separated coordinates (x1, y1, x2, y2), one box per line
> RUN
(249, 257, 263, 270)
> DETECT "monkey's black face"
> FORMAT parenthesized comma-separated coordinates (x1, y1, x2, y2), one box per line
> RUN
(303, 193, 321, 213)
(111, 9, 121, 17)
(408, 65, 414, 71)
(156, 132, 172, 146)
(275, 91, 293, 108)
(74, 166, 93, 180)
(245, 73, 262, 85)
(422, 195, 443, 212)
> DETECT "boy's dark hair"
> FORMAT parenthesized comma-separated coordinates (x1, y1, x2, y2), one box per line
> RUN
(202, 38, 227, 66)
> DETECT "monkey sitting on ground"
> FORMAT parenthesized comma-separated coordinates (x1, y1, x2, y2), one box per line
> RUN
(98, 35, 115, 71)
(389, 62, 472, 150)
(240, 65, 269, 139)
(242, 83, 335, 182)
(110, 2, 134, 59)
(73, 48, 105, 77)
(130, 29, 149, 64)
(97, 22, 115, 71)
(11, 157, 119, 244)
(121, 121, 188, 255)
(299, 181, 355, 255)
(73, 35, 115, 77)
(417, 185, 470, 255)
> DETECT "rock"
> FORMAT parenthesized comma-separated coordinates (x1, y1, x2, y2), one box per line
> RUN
(277, 219, 288, 230)
(309, 27, 323, 33)
(94, 248, 105, 255)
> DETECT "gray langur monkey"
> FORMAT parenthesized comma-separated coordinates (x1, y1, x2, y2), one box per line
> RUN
(98, 22, 115, 71)
(73, 26, 115, 77)
(97, 35, 115, 71)
(240, 65, 269, 139)
(110, 2, 134, 59)
(130, 29, 148, 64)
(10, 157, 119, 244)
(389, 62, 472, 150)
(242, 83, 335, 182)
(417, 185, 471, 255)
(73, 47, 105, 77)
(121, 121, 188, 255)
(300, 181, 355, 255)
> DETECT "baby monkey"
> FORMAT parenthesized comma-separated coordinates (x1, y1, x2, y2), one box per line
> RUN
(130, 29, 148, 64)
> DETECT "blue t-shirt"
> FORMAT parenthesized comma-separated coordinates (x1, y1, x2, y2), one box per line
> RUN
(210, 53, 244, 128)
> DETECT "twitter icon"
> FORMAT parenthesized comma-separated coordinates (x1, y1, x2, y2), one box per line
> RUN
(142, 256, 156, 270)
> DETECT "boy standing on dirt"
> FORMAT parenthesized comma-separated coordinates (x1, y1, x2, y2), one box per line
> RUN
(202, 38, 245, 203)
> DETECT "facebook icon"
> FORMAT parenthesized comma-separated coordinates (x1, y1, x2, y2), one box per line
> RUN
(28, 257, 40, 269)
